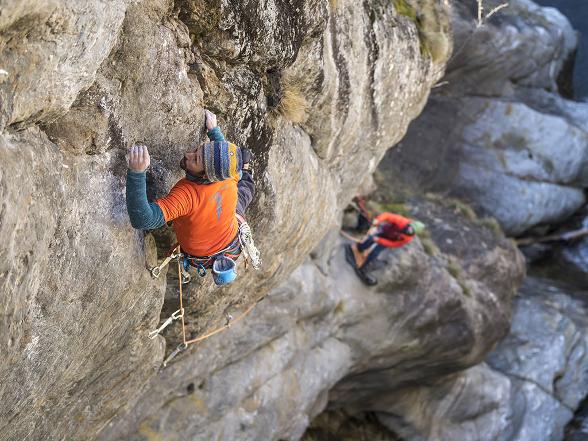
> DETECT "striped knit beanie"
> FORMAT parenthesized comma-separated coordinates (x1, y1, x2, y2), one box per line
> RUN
(202, 141, 243, 182)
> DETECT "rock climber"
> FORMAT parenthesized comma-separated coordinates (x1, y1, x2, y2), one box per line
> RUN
(126, 109, 260, 285)
(345, 212, 423, 286)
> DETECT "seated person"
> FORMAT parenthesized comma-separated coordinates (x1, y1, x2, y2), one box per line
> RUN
(345, 212, 422, 286)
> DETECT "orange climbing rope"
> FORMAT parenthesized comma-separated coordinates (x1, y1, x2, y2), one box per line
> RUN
(149, 245, 261, 367)
(177, 250, 187, 346)
(184, 302, 257, 345)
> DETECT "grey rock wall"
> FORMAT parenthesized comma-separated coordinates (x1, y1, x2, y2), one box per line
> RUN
(378, 277, 588, 441)
(446, 0, 577, 96)
(0, 0, 457, 440)
(0, 0, 131, 129)
(380, 0, 588, 235)
(488, 279, 588, 441)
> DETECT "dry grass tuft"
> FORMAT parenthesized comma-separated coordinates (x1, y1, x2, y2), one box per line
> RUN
(446, 257, 472, 296)
(421, 235, 440, 256)
(269, 71, 310, 124)
(278, 86, 309, 124)
(480, 216, 502, 235)
(378, 201, 411, 217)
(392, 0, 452, 64)
(446, 258, 462, 279)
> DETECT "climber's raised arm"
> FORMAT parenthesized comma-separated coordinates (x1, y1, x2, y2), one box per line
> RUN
(205, 109, 225, 142)
(126, 144, 166, 230)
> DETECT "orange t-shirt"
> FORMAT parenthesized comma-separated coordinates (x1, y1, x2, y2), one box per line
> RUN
(373, 212, 414, 248)
(156, 177, 239, 257)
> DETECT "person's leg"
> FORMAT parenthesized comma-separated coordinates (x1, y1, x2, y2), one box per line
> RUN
(353, 244, 384, 286)
(357, 236, 375, 252)
(357, 213, 371, 232)
(361, 244, 386, 269)
(236, 170, 255, 216)
(352, 236, 374, 267)
(344, 236, 380, 286)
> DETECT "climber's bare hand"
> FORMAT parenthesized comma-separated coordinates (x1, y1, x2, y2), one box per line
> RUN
(205, 109, 218, 130)
(128, 144, 151, 172)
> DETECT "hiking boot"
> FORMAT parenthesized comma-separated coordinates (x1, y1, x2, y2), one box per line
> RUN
(356, 268, 377, 286)
(239, 220, 261, 269)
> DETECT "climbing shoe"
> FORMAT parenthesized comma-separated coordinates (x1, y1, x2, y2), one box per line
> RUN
(239, 220, 261, 269)
(356, 268, 377, 286)
(344, 244, 377, 286)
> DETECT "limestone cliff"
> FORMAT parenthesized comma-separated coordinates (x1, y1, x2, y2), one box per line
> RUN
(2, 0, 574, 440)
(0, 0, 456, 439)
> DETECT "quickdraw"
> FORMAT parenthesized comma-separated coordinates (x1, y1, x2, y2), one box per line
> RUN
(163, 343, 187, 367)
(148, 308, 183, 339)
(149, 247, 191, 283)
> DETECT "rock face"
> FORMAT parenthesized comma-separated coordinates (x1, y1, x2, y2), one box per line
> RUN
(0, 0, 457, 440)
(380, 0, 588, 235)
(0, 0, 131, 129)
(2, 0, 578, 439)
(488, 278, 588, 441)
(97, 198, 523, 440)
(376, 363, 519, 441)
(376, 277, 588, 441)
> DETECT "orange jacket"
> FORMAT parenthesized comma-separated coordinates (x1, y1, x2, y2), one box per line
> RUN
(372, 212, 414, 248)
(156, 177, 239, 257)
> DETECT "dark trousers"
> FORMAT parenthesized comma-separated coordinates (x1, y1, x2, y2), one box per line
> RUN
(357, 212, 371, 232)
(237, 170, 255, 216)
(357, 236, 386, 268)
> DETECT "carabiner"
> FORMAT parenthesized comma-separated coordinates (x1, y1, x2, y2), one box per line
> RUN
(163, 342, 188, 367)
(148, 308, 184, 339)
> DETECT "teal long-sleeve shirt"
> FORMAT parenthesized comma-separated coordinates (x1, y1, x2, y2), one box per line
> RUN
(126, 127, 226, 230)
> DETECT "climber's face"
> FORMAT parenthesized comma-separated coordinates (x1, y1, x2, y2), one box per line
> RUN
(181, 146, 204, 175)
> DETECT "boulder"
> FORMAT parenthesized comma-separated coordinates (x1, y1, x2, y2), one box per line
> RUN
(371, 277, 588, 441)
(380, 93, 588, 235)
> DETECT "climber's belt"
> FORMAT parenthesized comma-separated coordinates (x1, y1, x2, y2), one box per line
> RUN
(183, 233, 241, 270)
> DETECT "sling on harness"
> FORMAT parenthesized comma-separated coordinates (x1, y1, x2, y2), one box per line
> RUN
(236, 213, 262, 270)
